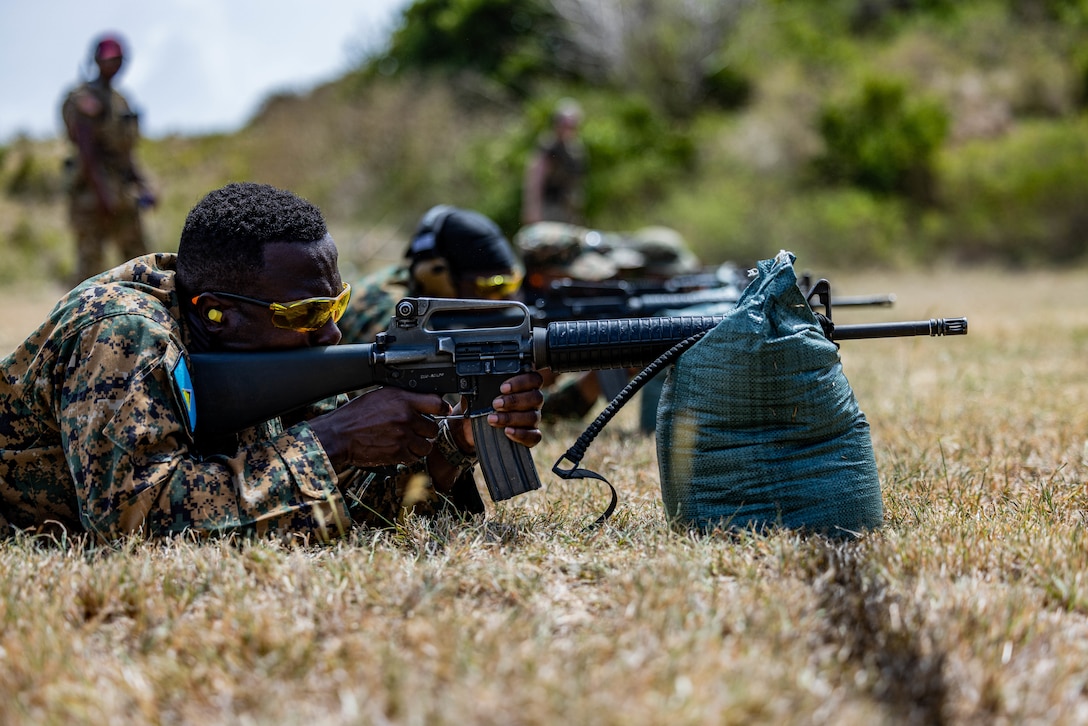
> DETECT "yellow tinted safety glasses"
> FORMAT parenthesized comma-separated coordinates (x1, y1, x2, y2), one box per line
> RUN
(196, 282, 352, 332)
(472, 270, 524, 299)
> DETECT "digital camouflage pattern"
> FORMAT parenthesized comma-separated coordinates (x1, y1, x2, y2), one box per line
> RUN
(0, 255, 468, 542)
(61, 80, 148, 282)
(333, 259, 480, 522)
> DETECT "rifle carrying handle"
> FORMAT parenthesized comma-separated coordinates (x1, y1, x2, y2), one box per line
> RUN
(471, 416, 543, 501)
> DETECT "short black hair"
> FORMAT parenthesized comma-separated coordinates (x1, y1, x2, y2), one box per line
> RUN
(176, 182, 328, 293)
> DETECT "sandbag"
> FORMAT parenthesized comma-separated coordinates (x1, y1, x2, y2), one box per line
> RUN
(655, 251, 882, 538)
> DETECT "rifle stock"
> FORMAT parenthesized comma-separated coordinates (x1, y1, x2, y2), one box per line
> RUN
(191, 344, 378, 434)
(190, 298, 968, 505)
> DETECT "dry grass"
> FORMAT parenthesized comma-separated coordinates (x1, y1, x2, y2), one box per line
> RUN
(1, 267, 1087, 724)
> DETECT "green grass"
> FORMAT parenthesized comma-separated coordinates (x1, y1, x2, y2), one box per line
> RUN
(1, 268, 1086, 723)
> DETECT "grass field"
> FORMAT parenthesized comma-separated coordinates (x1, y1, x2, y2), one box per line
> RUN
(0, 267, 1086, 724)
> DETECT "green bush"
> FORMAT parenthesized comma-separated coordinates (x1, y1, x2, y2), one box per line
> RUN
(938, 119, 1088, 263)
(701, 64, 753, 111)
(776, 189, 923, 268)
(1008, 0, 1088, 23)
(5, 148, 62, 201)
(849, 0, 960, 34)
(466, 91, 696, 233)
(581, 95, 696, 226)
(367, 0, 562, 94)
(1074, 47, 1088, 110)
(813, 77, 949, 202)
(652, 167, 788, 266)
(653, 170, 926, 269)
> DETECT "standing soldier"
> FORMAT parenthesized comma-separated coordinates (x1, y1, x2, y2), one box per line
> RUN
(521, 98, 587, 226)
(61, 33, 157, 286)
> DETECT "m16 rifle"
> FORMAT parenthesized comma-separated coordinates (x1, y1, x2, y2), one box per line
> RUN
(524, 263, 896, 325)
(525, 268, 898, 404)
(190, 296, 967, 513)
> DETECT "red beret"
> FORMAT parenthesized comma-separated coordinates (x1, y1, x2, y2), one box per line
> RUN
(95, 37, 124, 60)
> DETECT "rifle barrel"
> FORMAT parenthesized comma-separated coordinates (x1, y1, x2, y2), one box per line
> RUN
(832, 317, 967, 339)
(538, 315, 968, 372)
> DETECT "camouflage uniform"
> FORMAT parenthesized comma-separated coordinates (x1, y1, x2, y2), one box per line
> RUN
(533, 133, 587, 225)
(514, 221, 701, 290)
(61, 80, 149, 284)
(515, 222, 626, 284)
(621, 226, 702, 278)
(0, 255, 474, 541)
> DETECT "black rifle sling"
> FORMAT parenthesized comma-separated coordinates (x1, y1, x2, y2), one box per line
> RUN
(552, 329, 712, 528)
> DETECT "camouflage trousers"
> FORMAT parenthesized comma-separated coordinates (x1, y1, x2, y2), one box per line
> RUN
(68, 187, 147, 286)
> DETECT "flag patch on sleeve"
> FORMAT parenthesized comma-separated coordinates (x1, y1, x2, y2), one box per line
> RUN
(171, 355, 197, 434)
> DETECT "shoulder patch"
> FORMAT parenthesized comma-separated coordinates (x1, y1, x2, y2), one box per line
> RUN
(171, 355, 197, 434)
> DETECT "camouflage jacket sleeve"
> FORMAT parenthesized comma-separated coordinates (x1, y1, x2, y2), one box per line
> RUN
(61, 313, 351, 542)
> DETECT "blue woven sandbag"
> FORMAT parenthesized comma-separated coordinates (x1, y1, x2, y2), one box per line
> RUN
(655, 251, 882, 537)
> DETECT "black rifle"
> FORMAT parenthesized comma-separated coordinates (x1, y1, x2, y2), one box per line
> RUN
(190, 297, 967, 508)
(525, 269, 896, 325)
(526, 272, 897, 401)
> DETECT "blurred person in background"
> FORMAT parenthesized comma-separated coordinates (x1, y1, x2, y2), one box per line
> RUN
(61, 32, 157, 286)
(515, 221, 704, 427)
(521, 98, 587, 226)
(337, 205, 530, 514)
(337, 205, 525, 344)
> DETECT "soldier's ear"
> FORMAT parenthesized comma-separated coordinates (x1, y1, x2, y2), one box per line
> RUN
(190, 293, 230, 332)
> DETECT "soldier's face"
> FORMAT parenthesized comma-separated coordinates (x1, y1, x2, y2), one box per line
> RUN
(96, 56, 123, 81)
(556, 115, 579, 140)
(207, 236, 345, 351)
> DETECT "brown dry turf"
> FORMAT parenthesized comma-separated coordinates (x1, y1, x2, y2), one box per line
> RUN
(0, 268, 1085, 724)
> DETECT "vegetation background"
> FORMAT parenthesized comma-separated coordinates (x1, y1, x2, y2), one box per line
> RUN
(0, 0, 1086, 723)
(2, 0, 1088, 286)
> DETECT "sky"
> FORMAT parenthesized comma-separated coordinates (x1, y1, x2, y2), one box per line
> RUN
(0, 0, 412, 143)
